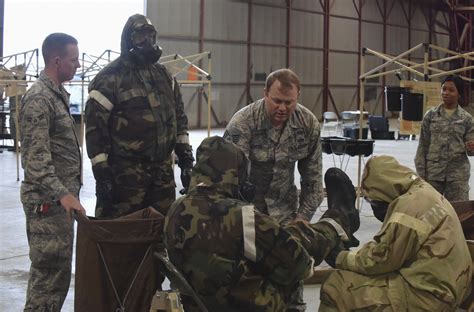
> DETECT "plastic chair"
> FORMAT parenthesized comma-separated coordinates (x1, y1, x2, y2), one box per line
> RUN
(341, 111, 359, 127)
(322, 111, 341, 136)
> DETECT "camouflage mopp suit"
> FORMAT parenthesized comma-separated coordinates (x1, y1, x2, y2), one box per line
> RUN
(85, 14, 193, 218)
(164, 136, 359, 312)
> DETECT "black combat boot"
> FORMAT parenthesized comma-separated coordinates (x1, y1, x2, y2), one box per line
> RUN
(321, 167, 360, 247)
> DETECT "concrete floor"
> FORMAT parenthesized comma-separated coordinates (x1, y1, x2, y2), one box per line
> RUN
(0, 128, 473, 311)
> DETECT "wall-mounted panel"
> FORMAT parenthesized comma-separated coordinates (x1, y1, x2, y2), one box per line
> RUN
(251, 46, 286, 77)
(250, 85, 265, 105)
(147, 0, 200, 37)
(203, 42, 247, 83)
(330, 0, 358, 18)
(179, 87, 199, 128)
(362, 22, 383, 52)
(386, 26, 409, 55)
(329, 88, 359, 112)
(292, 1, 323, 12)
(411, 5, 429, 30)
(252, 5, 287, 44)
(361, 2, 383, 22)
(430, 34, 450, 64)
(329, 17, 358, 51)
(254, 0, 287, 7)
(204, 0, 248, 41)
(362, 56, 384, 80)
(159, 39, 199, 58)
(387, 1, 407, 26)
(181, 85, 247, 128)
(210, 85, 247, 125)
(433, 11, 449, 34)
(299, 86, 321, 117)
(410, 31, 429, 59)
(290, 49, 323, 85)
(329, 53, 358, 85)
(291, 10, 324, 48)
(432, 31, 450, 48)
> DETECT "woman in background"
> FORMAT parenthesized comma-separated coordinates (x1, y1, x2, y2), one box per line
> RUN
(415, 74, 474, 201)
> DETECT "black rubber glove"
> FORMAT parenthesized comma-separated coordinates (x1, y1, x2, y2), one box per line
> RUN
(174, 143, 194, 169)
(175, 143, 194, 194)
(179, 167, 192, 195)
(92, 161, 114, 217)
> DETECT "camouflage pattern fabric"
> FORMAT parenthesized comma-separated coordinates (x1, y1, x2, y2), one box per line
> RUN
(165, 136, 340, 312)
(320, 156, 472, 311)
(428, 179, 469, 204)
(84, 14, 192, 218)
(223, 98, 323, 224)
(19, 71, 81, 311)
(415, 103, 474, 201)
(103, 157, 176, 217)
(320, 271, 454, 312)
(23, 203, 74, 312)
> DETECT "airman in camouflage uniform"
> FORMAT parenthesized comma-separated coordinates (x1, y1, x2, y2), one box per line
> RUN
(85, 14, 194, 218)
(224, 68, 323, 224)
(224, 69, 323, 310)
(415, 75, 474, 201)
(320, 155, 472, 311)
(164, 136, 359, 312)
(20, 33, 85, 312)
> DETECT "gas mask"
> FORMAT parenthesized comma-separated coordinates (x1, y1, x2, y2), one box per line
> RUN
(365, 197, 389, 222)
(129, 23, 162, 64)
(238, 157, 256, 203)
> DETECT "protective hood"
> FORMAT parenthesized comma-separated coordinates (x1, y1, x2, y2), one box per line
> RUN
(361, 155, 420, 203)
(120, 14, 156, 56)
(190, 136, 248, 198)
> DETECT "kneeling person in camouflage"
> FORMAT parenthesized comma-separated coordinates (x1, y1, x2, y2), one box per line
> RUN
(164, 136, 359, 311)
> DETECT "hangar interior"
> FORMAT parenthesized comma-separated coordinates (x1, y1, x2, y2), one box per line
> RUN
(0, 0, 473, 311)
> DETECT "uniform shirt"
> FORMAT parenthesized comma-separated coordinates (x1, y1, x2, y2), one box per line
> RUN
(224, 99, 323, 223)
(415, 103, 474, 181)
(19, 71, 81, 204)
(338, 156, 472, 307)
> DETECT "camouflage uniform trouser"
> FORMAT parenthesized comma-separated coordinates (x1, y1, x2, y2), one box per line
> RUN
(182, 275, 289, 312)
(319, 270, 452, 311)
(427, 179, 469, 202)
(23, 203, 74, 312)
(104, 157, 176, 218)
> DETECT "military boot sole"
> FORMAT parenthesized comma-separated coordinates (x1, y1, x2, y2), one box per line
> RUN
(325, 167, 360, 233)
